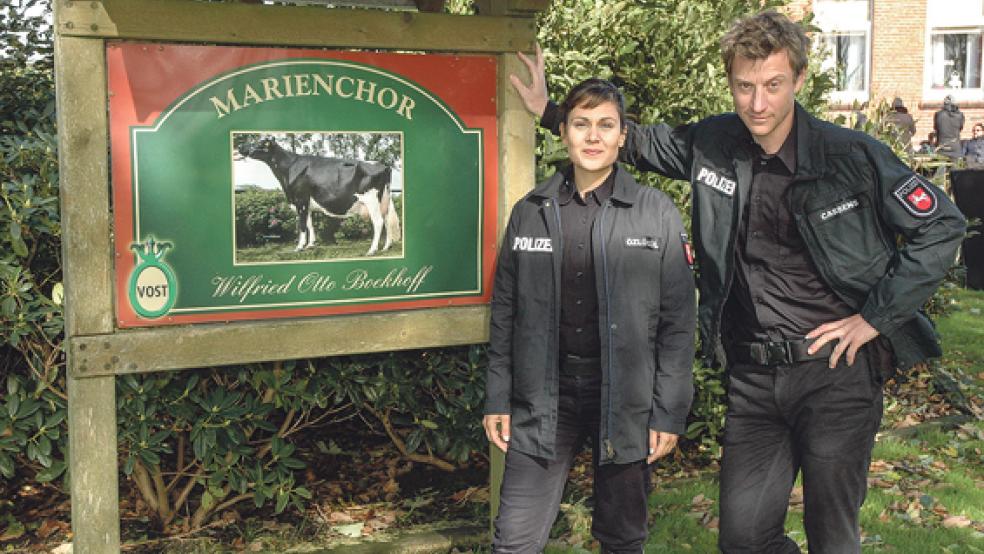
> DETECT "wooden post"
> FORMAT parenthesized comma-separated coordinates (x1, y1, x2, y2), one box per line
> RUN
(488, 46, 537, 534)
(54, 24, 121, 553)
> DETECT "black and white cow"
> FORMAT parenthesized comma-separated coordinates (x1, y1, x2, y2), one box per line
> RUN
(242, 138, 400, 255)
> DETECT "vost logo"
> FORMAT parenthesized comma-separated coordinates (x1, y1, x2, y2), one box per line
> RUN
(512, 236, 553, 253)
(127, 237, 178, 319)
(696, 167, 736, 196)
(820, 198, 860, 221)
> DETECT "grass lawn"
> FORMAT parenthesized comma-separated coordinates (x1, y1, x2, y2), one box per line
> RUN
(236, 239, 403, 263)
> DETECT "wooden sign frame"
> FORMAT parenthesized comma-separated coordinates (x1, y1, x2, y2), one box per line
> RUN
(54, 0, 541, 550)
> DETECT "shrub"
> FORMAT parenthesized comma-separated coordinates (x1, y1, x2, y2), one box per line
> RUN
(234, 188, 298, 247)
(338, 213, 372, 240)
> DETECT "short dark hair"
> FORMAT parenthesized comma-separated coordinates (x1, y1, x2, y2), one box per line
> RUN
(559, 78, 626, 128)
(720, 10, 810, 78)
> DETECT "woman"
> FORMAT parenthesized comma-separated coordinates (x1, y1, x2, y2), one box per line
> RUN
(484, 78, 696, 552)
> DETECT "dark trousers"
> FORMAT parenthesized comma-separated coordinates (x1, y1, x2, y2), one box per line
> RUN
(718, 351, 883, 554)
(493, 373, 650, 553)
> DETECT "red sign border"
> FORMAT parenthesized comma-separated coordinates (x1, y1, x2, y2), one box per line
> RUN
(107, 42, 499, 328)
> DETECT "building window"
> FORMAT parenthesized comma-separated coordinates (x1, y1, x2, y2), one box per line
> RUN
(928, 31, 983, 90)
(924, 0, 984, 101)
(814, 0, 870, 103)
(820, 33, 868, 92)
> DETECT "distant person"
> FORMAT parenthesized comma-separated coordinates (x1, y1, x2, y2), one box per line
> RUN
(484, 78, 696, 553)
(918, 131, 938, 155)
(885, 97, 916, 152)
(963, 123, 984, 168)
(934, 95, 965, 158)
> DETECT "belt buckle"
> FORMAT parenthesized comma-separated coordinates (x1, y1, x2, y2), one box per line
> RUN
(765, 341, 792, 365)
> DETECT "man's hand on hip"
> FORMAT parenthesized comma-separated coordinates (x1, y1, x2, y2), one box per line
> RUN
(806, 314, 880, 368)
(483, 414, 511, 453)
(508, 43, 548, 118)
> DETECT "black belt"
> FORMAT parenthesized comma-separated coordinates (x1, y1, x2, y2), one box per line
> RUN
(730, 339, 834, 367)
(560, 354, 601, 376)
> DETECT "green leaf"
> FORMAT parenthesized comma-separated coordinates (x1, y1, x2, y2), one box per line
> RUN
(0, 454, 14, 479)
(35, 461, 66, 483)
(420, 419, 439, 430)
(274, 491, 289, 514)
(51, 282, 63, 305)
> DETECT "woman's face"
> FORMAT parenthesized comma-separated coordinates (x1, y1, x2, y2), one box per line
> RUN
(974, 125, 983, 139)
(561, 100, 626, 175)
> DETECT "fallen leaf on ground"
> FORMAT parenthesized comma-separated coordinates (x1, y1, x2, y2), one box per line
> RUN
(942, 515, 973, 528)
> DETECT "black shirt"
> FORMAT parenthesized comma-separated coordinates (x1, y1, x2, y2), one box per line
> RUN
(724, 119, 853, 342)
(558, 165, 615, 357)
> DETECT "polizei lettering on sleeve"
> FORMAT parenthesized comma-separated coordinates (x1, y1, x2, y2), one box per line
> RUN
(512, 236, 553, 253)
(209, 73, 416, 121)
(696, 166, 736, 196)
(820, 198, 861, 221)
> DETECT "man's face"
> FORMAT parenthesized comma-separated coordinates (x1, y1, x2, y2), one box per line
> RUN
(729, 49, 805, 153)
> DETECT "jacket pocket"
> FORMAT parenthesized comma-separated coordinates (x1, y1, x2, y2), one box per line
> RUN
(803, 193, 891, 293)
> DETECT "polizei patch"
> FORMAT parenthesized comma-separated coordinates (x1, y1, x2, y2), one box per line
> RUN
(696, 166, 736, 196)
(512, 236, 553, 253)
(893, 175, 937, 217)
(820, 198, 861, 221)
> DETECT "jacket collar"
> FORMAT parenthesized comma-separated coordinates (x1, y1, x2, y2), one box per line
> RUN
(791, 102, 825, 181)
(531, 163, 639, 205)
(724, 102, 825, 181)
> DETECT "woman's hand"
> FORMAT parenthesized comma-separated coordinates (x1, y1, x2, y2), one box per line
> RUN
(647, 430, 678, 464)
(483, 414, 511, 453)
(509, 43, 549, 118)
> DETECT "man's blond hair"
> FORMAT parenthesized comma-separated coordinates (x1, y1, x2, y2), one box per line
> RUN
(720, 10, 810, 77)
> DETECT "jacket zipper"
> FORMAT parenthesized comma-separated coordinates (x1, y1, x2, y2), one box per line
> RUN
(548, 198, 564, 447)
(598, 200, 615, 461)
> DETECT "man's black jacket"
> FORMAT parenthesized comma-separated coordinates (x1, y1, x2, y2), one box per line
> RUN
(544, 102, 965, 370)
(485, 167, 696, 464)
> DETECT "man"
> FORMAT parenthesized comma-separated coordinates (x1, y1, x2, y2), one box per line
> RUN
(962, 122, 984, 168)
(934, 94, 965, 158)
(510, 9, 966, 553)
(884, 97, 916, 153)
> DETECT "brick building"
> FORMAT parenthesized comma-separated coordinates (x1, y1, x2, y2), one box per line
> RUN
(787, 0, 984, 148)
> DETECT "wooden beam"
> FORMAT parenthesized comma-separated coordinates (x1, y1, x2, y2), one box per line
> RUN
(68, 306, 490, 377)
(496, 52, 536, 241)
(54, 21, 121, 553)
(475, 0, 549, 16)
(54, 0, 536, 53)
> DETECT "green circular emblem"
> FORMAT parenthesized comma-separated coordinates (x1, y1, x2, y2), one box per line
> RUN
(128, 237, 177, 319)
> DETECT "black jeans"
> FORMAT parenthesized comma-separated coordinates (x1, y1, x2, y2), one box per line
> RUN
(493, 373, 650, 553)
(718, 350, 883, 554)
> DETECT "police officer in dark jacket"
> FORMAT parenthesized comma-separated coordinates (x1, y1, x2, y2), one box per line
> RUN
(511, 10, 966, 554)
(484, 78, 696, 553)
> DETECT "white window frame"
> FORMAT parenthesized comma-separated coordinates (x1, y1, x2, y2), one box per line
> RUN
(813, 0, 871, 105)
(923, 0, 984, 102)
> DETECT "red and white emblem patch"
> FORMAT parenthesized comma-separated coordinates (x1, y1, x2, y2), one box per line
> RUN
(893, 175, 937, 217)
(680, 232, 694, 269)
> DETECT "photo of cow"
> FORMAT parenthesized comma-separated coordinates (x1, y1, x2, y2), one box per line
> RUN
(232, 132, 404, 264)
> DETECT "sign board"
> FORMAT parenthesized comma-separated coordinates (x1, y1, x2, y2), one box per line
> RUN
(108, 43, 498, 326)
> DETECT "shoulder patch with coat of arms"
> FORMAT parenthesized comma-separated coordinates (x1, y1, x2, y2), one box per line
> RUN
(893, 175, 937, 218)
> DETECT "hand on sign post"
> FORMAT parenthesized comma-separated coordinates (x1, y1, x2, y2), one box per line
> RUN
(483, 414, 511, 453)
(806, 313, 880, 368)
(508, 43, 549, 119)
(647, 430, 678, 464)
